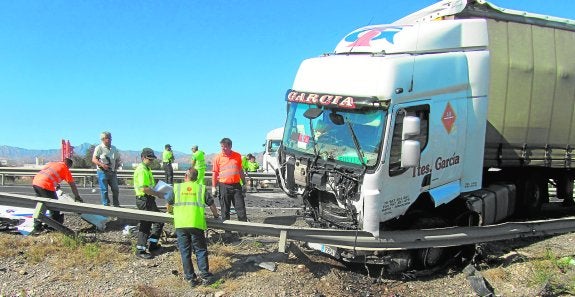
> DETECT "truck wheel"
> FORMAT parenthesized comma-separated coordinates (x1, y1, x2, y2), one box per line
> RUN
(411, 216, 449, 269)
(517, 175, 543, 217)
(556, 175, 574, 205)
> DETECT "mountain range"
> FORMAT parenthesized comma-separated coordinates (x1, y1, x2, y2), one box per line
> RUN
(0, 143, 260, 167)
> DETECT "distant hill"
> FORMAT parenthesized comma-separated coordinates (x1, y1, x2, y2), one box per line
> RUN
(0, 143, 261, 167)
(0, 145, 61, 166)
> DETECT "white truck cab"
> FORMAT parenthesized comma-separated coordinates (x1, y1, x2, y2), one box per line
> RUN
(277, 0, 575, 267)
(262, 127, 283, 174)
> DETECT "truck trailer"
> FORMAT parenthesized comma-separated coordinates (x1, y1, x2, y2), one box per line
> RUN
(276, 0, 575, 268)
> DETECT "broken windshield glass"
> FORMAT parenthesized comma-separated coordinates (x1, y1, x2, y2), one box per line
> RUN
(283, 102, 385, 167)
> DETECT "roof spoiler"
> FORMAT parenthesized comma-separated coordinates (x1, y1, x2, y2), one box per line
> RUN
(393, 0, 575, 31)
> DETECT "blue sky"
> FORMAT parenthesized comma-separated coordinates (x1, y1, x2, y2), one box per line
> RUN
(1, 0, 574, 156)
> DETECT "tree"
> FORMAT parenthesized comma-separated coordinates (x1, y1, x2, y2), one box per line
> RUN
(70, 145, 95, 168)
(84, 145, 96, 168)
(149, 159, 161, 170)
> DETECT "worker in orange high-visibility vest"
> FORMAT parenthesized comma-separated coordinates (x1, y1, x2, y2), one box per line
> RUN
(32, 158, 82, 226)
(211, 137, 247, 221)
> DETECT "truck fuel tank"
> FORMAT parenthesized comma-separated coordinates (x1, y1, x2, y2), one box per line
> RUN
(465, 183, 516, 225)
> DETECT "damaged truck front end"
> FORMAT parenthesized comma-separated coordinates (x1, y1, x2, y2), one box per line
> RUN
(277, 90, 388, 232)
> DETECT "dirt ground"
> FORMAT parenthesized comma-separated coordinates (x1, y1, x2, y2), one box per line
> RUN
(1, 208, 575, 297)
(0, 190, 575, 296)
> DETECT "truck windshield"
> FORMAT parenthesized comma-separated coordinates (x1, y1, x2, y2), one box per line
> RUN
(282, 102, 385, 167)
(268, 140, 281, 153)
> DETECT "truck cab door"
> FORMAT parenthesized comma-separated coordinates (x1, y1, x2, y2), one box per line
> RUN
(380, 103, 431, 220)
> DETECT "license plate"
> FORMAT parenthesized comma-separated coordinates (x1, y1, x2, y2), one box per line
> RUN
(307, 242, 339, 258)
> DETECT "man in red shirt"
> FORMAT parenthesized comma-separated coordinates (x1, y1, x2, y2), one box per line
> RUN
(32, 158, 82, 225)
(211, 138, 247, 221)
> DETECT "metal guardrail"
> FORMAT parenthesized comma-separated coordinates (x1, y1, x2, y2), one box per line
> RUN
(0, 167, 277, 187)
(1, 192, 575, 251)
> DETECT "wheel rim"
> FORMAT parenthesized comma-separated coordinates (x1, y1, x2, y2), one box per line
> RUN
(525, 179, 542, 209)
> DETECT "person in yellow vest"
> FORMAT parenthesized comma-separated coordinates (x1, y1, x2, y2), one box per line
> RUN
(162, 144, 175, 184)
(241, 153, 252, 172)
(190, 145, 207, 185)
(245, 155, 260, 191)
(246, 155, 259, 173)
(167, 168, 219, 287)
(133, 148, 165, 260)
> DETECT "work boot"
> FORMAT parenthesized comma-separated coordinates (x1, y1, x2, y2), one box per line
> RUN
(189, 278, 200, 288)
(135, 250, 153, 259)
(148, 243, 162, 253)
(200, 274, 214, 286)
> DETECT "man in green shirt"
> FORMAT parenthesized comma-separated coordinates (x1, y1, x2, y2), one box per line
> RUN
(162, 144, 175, 184)
(246, 155, 259, 172)
(245, 154, 260, 191)
(241, 154, 252, 172)
(190, 145, 207, 185)
(133, 147, 165, 259)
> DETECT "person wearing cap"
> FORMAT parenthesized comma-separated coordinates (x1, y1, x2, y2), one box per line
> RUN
(32, 158, 82, 229)
(162, 144, 175, 184)
(167, 168, 219, 287)
(133, 148, 165, 259)
(190, 145, 206, 185)
(212, 138, 248, 222)
(92, 131, 121, 207)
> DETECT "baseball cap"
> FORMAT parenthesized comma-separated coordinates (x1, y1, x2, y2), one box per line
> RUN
(191, 145, 198, 150)
(141, 148, 157, 159)
(165, 144, 171, 148)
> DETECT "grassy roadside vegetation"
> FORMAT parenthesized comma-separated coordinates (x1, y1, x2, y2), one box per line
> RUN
(0, 232, 131, 268)
(2, 231, 575, 296)
(0, 232, 268, 296)
(482, 247, 575, 296)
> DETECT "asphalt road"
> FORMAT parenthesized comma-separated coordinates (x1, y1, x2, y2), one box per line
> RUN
(0, 183, 301, 210)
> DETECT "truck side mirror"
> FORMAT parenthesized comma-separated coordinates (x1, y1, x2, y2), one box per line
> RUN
(401, 116, 421, 168)
(402, 116, 420, 139)
(401, 140, 420, 167)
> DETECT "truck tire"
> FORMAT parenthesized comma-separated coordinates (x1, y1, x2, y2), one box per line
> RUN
(516, 174, 543, 217)
(556, 175, 574, 205)
(410, 216, 449, 269)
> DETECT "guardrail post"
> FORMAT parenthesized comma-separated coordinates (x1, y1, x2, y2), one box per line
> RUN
(33, 202, 75, 237)
(278, 230, 288, 253)
(1, 174, 4, 186)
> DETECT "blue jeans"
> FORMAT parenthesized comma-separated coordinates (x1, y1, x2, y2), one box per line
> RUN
(176, 228, 210, 280)
(97, 170, 119, 206)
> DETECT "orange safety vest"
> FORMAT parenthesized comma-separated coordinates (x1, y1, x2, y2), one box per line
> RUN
(213, 151, 242, 184)
(32, 162, 74, 191)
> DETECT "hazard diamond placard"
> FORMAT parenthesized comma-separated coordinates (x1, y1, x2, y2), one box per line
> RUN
(442, 102, 456, 134)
